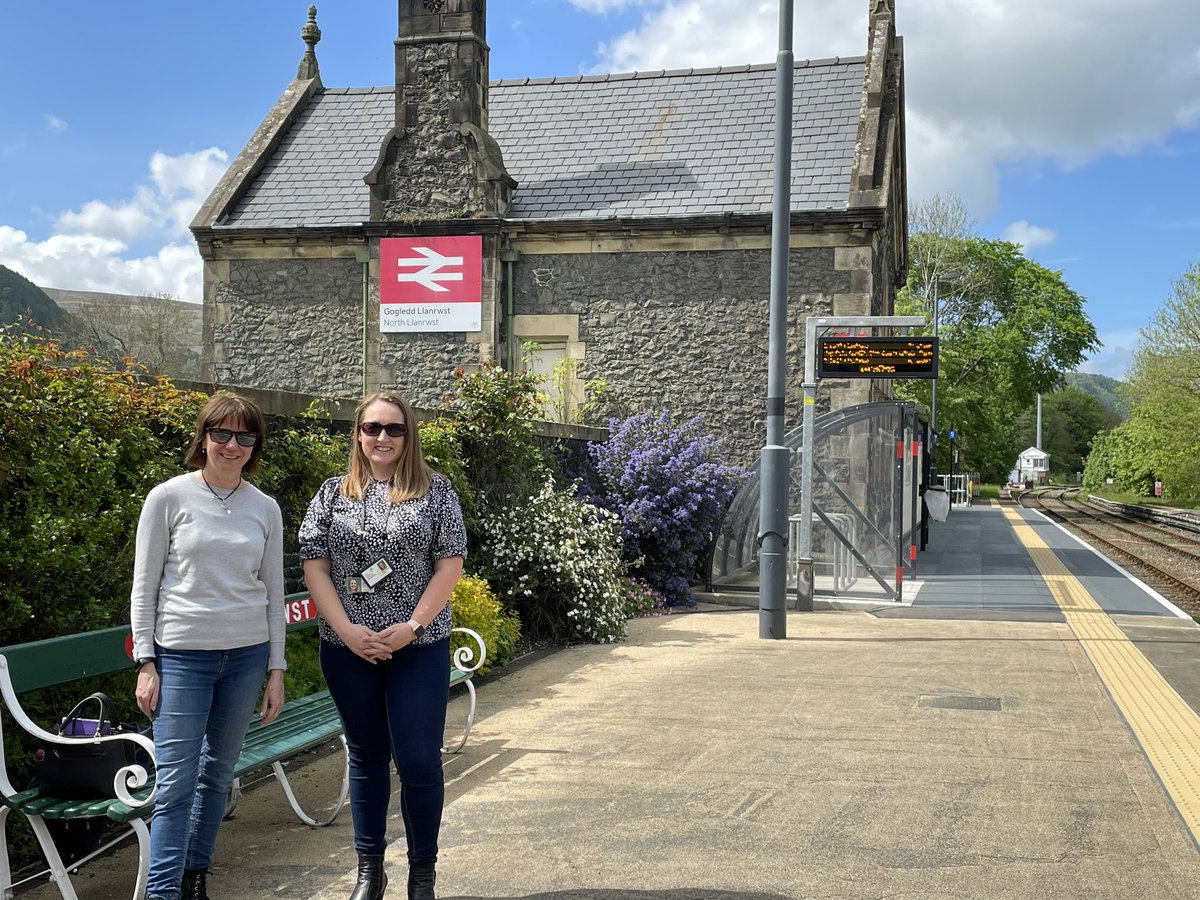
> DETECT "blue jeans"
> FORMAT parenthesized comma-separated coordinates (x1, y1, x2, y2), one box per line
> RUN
(146, 643, 268, 899)
(320, 638, 449, 861)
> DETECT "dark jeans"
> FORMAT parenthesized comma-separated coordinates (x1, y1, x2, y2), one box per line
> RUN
(320, 637, 450, 861)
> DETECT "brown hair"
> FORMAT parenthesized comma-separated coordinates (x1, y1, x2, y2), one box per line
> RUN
(183, 392, 267, 474)
(342, 391, 431, 503)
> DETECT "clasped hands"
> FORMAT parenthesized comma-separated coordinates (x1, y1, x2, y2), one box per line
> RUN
(342, 623, 417, 663)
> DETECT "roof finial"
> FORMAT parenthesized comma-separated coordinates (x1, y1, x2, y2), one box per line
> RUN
(297, 5, 321, 80)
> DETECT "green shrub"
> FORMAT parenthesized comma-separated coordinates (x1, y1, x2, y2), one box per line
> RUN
(419, 415, 478, 541)
(442, 361, 550, 511)
(477, 480, 627, 643)
(282, 628, 325, 699)
(0, 331, 206, 644)
(450, 573, 519, 675)
(256, 401, 350, 546)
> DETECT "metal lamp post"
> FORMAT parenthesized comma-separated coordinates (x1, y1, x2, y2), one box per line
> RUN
(929, 271, 961, 475)
(757, 0, 795, 640)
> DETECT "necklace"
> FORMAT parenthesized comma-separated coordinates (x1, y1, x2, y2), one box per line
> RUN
(357, 480, 397, 544)
(201, 472, 240, 514)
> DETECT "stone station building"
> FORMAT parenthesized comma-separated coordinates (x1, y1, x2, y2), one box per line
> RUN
(192, 0, 909, 464)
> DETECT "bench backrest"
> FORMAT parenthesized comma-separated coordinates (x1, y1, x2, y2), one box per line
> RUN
(0, 625, 135, 695)
(0, 591, 318, 696)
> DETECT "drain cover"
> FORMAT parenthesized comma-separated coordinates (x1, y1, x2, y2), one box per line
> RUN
(918, 695, 1001, 711)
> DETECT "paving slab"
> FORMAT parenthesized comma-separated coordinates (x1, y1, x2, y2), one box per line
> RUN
(24, 607, 1200, 899)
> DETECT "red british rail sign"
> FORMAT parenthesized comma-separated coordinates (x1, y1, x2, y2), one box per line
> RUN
(379, 236, 482, 332)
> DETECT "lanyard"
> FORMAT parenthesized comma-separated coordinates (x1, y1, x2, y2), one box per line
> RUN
(356, 482, 396, 570)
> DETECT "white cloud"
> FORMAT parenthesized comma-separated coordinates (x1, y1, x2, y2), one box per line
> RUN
(576, 0, 1200, 219)
(568, 0, 649, 12)
(588, 0, 860, 74)
(44, 114, 68, 131)
(1080, 330, 1140, 381)
(0, 148, 227, 301)
(1001, 221, 1057, 251)
(56, 192, 158, 243)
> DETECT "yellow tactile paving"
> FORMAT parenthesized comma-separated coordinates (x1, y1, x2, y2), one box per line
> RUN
(1001, 506, 1200, 841)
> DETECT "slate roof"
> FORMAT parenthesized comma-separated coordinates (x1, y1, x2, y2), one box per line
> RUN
(219, 57, 865, 230)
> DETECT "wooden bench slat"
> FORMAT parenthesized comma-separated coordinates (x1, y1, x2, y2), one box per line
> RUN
(241, 706, 338, 745)
(107, 785, 156, 822)
(240, 715, 342, 752)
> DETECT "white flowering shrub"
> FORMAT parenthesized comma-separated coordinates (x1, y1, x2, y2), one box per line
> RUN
(479, 480, 627, 643)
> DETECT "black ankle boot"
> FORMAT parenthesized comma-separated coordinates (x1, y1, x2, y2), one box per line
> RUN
(181, 869, 210, 900)
(407, 860, 435, 900)
(349, 853, 388, 900)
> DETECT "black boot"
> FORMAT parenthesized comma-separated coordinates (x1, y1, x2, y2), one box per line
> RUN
(181, 869, 210, 900)
(349, 853, 388, 900)
(407, 860, 436, 900)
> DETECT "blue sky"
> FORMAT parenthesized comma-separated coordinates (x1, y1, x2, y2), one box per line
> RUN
(3, 0, 1199, 380)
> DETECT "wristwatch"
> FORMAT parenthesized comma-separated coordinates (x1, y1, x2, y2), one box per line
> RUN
(133, 656, 155, 670)
(407, 619, 426, 639)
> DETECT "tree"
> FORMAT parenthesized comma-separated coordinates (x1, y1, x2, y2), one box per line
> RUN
(1014, 388, 1121, 479)
(0, 264, 65, 331)
(1065, 371, 1127, 420)
(905, 194, 978, 328)
(63, 292, 202, 378)
(897, 204, 1100, 481)
(1094, 261, 1200, 497)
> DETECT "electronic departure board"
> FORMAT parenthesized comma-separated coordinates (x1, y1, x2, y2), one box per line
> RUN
(816, 336, 938, 379)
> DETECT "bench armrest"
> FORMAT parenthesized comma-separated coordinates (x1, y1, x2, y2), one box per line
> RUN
(42, 730, 157, 808)
(449, 627, 487, 674)
(0, 657, 156, 806)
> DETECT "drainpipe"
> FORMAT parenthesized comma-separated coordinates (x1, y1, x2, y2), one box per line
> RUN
(355, 247, 370, 396)
(499, 242, 521, 372)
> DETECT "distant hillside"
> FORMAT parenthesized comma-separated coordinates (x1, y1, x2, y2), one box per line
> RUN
(1066, 371, 1127, 419)
(40, 286, 202, 378)
(0, 264, 65, 330)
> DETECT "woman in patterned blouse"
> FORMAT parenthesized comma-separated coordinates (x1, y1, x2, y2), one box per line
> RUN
(299, 391, 466, 900)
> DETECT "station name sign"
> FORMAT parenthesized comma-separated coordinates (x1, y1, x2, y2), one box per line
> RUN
(817, 335, 938, 379)
(379, 235, 482, 333)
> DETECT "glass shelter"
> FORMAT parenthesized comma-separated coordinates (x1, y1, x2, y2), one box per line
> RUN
(710, 401, 926, 602)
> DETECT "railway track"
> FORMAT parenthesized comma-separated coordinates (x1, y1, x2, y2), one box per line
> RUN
(1019, 488, 1200, 618)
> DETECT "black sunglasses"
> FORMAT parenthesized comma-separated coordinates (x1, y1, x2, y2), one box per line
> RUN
(207, 428, 259, 447)
(360, 421, 408, 438)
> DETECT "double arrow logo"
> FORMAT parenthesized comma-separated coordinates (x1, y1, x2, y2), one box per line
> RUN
(394, 246, 464, 293)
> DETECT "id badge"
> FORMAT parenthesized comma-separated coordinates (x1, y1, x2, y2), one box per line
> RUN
(346, 576, 373, 595)
(361, 558, 393, 588)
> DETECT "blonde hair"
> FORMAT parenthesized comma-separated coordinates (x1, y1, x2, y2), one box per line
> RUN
(341, 391, 432, 503)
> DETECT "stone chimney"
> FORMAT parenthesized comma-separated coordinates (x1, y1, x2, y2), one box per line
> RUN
(366, 0, 516, 221)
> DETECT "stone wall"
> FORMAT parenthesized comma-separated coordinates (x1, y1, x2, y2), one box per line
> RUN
(206, 239, 886, 467)
(212, 258, 363, 397)
(512, 246, 851, 465)
(384, 45, 476, 221)
(211, 257, 479, 405)
(377, 330, 474, 408)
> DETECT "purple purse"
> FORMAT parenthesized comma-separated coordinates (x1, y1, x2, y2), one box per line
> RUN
(40, 692, 152, 799)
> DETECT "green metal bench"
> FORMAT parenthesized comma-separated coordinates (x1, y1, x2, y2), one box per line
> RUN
(0, 591, 486, 900)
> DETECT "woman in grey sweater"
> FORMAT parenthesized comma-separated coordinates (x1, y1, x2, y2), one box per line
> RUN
(131, 393, 287, 900)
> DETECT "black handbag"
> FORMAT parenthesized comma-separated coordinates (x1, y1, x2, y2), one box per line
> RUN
(39, 692, 153, 800)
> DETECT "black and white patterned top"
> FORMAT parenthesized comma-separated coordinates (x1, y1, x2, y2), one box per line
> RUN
(298, 473, 467, 646)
